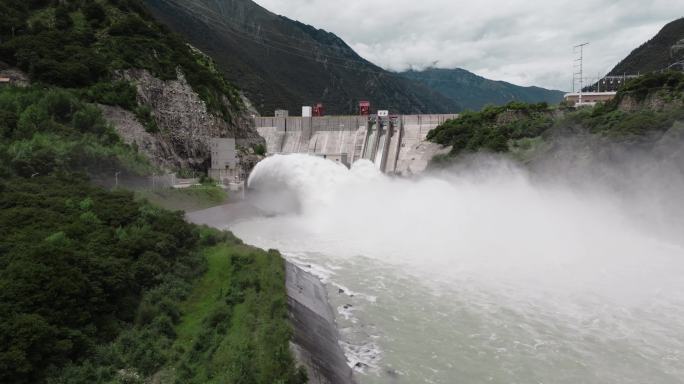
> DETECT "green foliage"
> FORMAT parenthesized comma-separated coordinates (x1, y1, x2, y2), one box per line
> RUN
(428, 78, 684, 161)
(427, 101, 553, 155)
(30, 225, 304, 384)
(0, 0, 243, 120)
(252, 143, 267, 156)
(133, 104, 159, 133)
(0, 176, 201, 384)
(560, 104, 684, 139)
(80, 81, 138, 110)
(0, 5, 302, 384)
(136, 185, 229, 212)
(613, 71, 684, 104)
(171, 238, 306, 384)
(0, 86, 151, 177)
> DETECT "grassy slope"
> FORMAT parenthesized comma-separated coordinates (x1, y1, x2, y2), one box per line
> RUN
(135, 185, 228, 212)
(172, 237, 306, 384)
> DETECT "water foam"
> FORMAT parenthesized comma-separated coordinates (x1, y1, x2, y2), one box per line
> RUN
(235, 153, 684, 383)
(245, 154, 684, 306)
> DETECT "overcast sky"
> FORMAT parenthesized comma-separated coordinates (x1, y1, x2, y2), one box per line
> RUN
(253, 0, 684, 91)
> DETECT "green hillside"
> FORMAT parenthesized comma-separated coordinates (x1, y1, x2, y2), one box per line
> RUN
(609, 17, 684, 75)
(0, 0, 242, 120)
(428, 71, 684, 161)
(0, 1, 304, 383)
(142, 0, 460, 115)
(401, 68, 565, 111)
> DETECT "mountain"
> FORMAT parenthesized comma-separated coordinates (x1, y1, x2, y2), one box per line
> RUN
(609, 17, 684, 75)
(0, 2, 307, 384)
(0, 0, 263, 174)
(400, 68, 565, 111)
(142, 0, 459, 115)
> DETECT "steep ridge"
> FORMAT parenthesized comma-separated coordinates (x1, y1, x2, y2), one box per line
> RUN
(0, 0, 261, 174)
(142, 0, 460, 115)
(609, 17, 684, 75)
(401, 67, 565, 111)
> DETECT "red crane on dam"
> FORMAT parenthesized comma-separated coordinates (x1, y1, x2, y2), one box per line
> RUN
(313, 103, 325, 117)
(359, 101, 370, 116)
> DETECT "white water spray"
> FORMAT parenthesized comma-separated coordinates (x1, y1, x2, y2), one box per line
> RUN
(233, 153, 684, 383)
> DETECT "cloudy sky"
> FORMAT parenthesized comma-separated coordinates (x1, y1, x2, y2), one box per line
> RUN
(253, 0, 684, 91)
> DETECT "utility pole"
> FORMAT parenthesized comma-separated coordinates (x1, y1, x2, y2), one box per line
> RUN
(115, 171, 121, 188)
(574, 42, 589, 105)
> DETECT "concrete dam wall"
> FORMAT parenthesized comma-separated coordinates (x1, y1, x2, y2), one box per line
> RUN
(255, 114, 458, 175)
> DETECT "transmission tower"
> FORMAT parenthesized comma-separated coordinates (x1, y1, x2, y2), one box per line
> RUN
(574, 42, 589, 104)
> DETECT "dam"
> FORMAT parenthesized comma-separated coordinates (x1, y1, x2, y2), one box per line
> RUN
(254, 114, 458, 175)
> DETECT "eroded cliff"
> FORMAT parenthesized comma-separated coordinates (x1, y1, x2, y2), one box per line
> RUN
(101, 68, 264, 173)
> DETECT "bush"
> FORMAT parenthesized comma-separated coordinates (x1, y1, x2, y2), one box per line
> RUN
(252, 143, 267, 156)
(427, 101, 553, 155)
(133, 105, 159, 133)
(0, 177, 201, 383)
(0, 86, 151, 177)
(81, 81, 138, 109)
(0, 0, 242, 117)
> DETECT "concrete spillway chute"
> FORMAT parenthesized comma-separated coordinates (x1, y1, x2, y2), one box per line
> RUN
(254, 113, 459, 175)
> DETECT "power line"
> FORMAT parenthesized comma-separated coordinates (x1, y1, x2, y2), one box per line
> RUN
(573, 42, 589, 103)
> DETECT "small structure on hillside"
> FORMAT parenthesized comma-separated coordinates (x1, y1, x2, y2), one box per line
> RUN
(359, 101, 371, 116)
(0, 68, 30, 87)
(275, 109, 289, 117)
(564, 91, 617, 107)
(313, 103, 325, 117)
(208, 138, 241, 186)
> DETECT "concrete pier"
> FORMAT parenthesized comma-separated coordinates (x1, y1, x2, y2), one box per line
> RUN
(255, 114, 457, 175)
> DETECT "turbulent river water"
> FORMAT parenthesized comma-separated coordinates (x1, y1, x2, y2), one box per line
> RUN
(228, 154, 684, 384)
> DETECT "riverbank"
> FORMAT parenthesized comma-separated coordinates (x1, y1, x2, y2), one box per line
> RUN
(187, 203, 356, 384)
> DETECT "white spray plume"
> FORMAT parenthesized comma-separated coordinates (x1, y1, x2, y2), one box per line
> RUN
(244, 153, 684, 307)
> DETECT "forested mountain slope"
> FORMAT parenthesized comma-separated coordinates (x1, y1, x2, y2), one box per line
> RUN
(401, 67, 565, 111)
(143, 0, 460, 115)
(0, 2, 303, 383)
(609, 17, 684, 75)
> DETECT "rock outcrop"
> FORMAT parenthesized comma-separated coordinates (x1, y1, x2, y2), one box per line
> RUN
(103, 68, 264, 172)
(618, 91, 684, 112)
(99, 104, 180, 171)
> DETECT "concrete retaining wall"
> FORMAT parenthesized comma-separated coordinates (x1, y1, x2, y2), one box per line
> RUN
(255, 114, 457, 175)
(286, 262, 356, 384)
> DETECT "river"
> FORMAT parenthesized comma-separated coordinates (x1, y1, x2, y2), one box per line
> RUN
(218, 154, 684, 383)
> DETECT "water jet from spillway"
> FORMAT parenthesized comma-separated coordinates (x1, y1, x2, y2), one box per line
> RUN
(233, 153, 684, 383)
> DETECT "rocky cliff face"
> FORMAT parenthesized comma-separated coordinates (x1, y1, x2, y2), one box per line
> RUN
(617, 92, 684, 112)
(102, 68, 264, 173)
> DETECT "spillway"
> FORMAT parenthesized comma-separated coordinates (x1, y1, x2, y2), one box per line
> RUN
(228, 153, 684, 384)
(254, 114, 457, 175)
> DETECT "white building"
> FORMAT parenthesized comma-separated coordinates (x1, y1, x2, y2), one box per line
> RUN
(208, 138, 241, 184)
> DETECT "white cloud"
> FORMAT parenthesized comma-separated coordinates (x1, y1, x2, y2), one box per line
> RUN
(253, 0, 684, 90)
